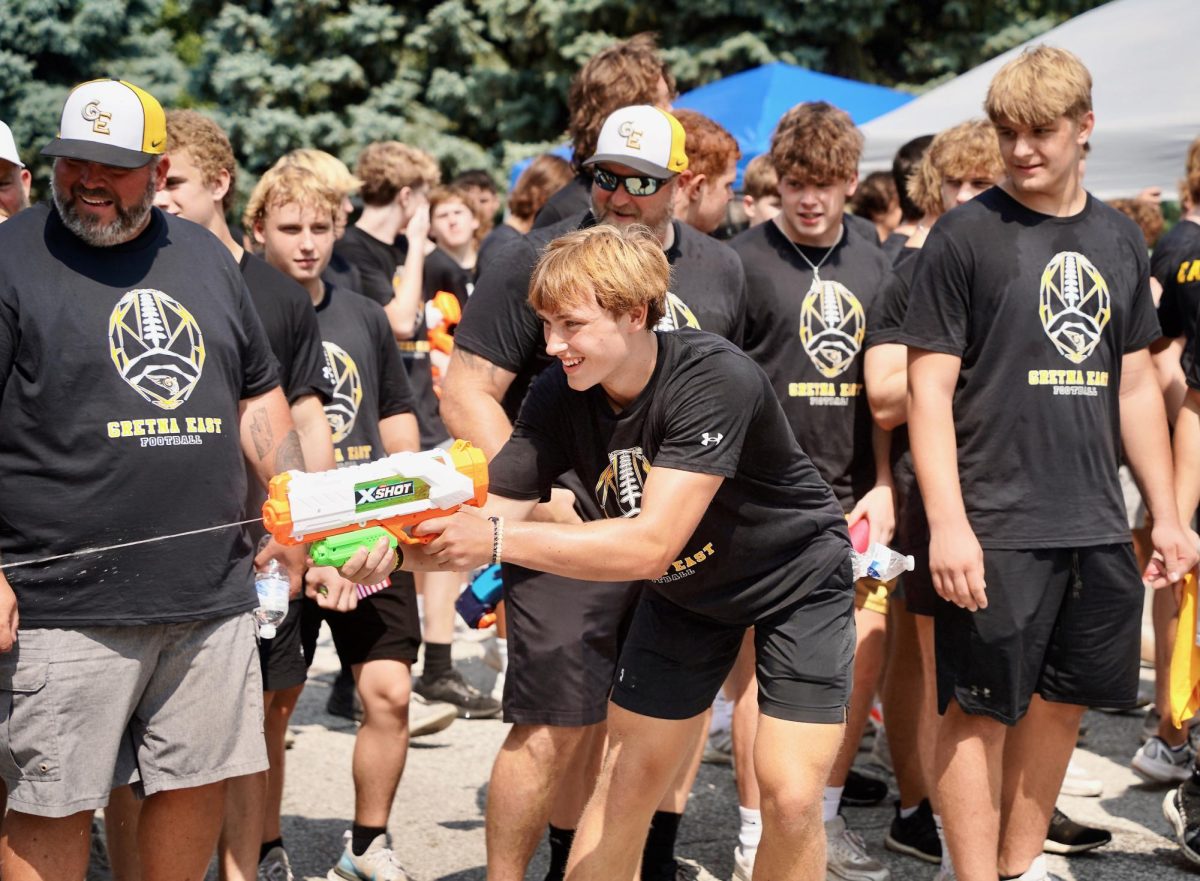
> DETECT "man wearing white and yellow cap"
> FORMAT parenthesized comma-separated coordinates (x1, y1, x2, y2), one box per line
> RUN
(0, 78, 392, 880)
(442, 105, 747, 881)
(0, 120, 31, 222)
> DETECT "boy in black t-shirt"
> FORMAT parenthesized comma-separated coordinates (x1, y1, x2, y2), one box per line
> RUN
(250, 165, 444, 881)
(442, 104, 747, 881)
(901, 47, 1196, 881)
(408, 224, 854, 881)
(151, 109, 337, 881)
(731, 101, 893, 881)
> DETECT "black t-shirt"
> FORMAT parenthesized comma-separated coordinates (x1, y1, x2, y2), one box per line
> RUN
(0, 204, 279, 626)
(899, 188, 1160, 548)
(532, 174, 592, 230)
(477, 223, 522, 276)
(239, 252, 330, 405)
(489, 330, 850, 623)
(322, 250, 362, 296)
(882, 230, 909, 262)
(457, 211, 748, 425)
(423, 246, 473, 306)
(315, 284, 416, 466)
(732, 220, 893, 509)
(334, 225, 404, 307)
(1153, 219, 1200, 367)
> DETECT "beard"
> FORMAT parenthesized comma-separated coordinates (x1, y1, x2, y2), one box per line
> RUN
(590, 184, 674, 241)
(52, 161, 158, 247)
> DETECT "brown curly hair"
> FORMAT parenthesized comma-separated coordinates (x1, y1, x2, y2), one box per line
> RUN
(567, 33, 675, 172)
(770, 102, 863, 184)
(354, 141, 441, 207)
(164, 110, 237, 212)
(908, 120, 1004, 218)
(508, 154, 573, 222)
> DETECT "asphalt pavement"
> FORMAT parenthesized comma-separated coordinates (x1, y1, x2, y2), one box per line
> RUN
(234, 628, 1200, 881)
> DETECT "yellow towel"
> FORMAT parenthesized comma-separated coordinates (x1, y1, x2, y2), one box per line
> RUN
(1171, 573, 1200, 729)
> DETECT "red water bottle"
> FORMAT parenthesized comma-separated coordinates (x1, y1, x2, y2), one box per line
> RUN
(848, 517, 870, 554)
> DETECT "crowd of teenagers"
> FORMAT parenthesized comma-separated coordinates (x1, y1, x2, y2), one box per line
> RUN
(2, 31, 1200, 881)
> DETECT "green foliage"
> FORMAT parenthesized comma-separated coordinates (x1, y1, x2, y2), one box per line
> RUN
(1, 0, 1108, 203)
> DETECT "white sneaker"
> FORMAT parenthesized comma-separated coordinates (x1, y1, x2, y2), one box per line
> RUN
(408, 694, 457, 738)
(327, 832, 412, 881)
(1060, 757, 1102, 797)
(711, 691, 734, 732)
(731, 844, 755, 881)
(825, 815, 890, 881)
(257, 846, 294, 881)
(673, 857, 720, 880)
(1132, 736, 1196, 784)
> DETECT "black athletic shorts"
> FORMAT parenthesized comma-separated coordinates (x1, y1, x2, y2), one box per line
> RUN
(896, 484, 942, 617)
(301, 572, 422, 667)
(259, 598, 308, 691)
(935, 544, 1143, 726)
(612, 560, 856, 723)
(502, 564, 642, 727)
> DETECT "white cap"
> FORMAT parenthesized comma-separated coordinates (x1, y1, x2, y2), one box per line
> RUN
(584, 105, 688, 178)
(42, 79, 166, 169)
(0, 121, 23, 168)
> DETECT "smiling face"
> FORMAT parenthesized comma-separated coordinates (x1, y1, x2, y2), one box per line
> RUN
(776, 173, 857, 247)
(52, 156, 166, 246)
(590, 161, 675, 241)
(537, 288, 646, 399)
(254, 201, 335, 297)
(994, 113, 1092, 207)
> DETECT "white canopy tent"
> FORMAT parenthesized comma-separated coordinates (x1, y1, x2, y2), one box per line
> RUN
(859, 0, 1200, 199)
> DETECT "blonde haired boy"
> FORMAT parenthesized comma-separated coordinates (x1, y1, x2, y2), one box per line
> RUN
(901, 46, 1195, 881)
(409, 223, 856, 881)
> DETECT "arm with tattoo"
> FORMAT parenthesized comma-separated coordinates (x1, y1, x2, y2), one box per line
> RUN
(240, 386, 306, 490)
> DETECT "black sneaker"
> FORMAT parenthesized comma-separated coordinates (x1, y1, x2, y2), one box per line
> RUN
(413, 668, 502, 719)
(326, 668, 362, 722)
(1164, 780, 1200, 866)
(1043, 807, 1112, 855)
(840, 769, 888, 807)
(884, 799, 941, 864)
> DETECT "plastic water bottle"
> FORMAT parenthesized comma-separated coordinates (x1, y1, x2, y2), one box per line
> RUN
(851, 542, 915, 583)
(255, 537, 290, 639)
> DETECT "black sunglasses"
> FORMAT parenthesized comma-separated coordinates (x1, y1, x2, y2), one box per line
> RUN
(591, 166, 669, 197)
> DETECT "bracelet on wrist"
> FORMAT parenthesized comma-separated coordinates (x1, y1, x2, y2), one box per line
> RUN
(489, 516, 504, 566)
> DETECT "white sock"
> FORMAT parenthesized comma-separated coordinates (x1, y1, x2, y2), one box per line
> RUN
(1014, 854, 1046, 880)
(738, 806, 762, 852)
(822, 786, 843, 823)
(899, 804, 919, 820)
(934, 813, 952, 871)
(494, 637, 508, 673)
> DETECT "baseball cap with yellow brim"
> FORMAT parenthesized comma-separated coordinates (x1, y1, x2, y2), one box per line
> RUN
(42, 79, 166, 170)
(584, 105, 688, 179)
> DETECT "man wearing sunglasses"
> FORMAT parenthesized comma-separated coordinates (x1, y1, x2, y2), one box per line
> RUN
(441, 105, 747, 881)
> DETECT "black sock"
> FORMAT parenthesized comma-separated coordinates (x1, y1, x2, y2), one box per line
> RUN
(423, 642, 452, 681)
(545, 824, 575, 881)
(351, 824, 387, 856)
(259, 837, 283, 862)
(336, 663, 354, 688)
(641, 811, 681, 880)
(1188, 764, 1200, 794)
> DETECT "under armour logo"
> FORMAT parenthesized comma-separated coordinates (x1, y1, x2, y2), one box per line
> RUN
(700, 432, 724, 447)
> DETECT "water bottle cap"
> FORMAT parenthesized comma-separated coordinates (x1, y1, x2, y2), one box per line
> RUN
(259, 623, 277, 638)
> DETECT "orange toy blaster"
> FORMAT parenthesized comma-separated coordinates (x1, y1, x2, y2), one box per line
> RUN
(262, 440, 488, 569)
(427, 291, 462, 397)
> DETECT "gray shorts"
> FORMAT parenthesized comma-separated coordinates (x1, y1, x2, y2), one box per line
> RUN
(0, 612, 267, 818)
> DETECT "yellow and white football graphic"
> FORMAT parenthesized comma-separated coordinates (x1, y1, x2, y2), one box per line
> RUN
(1039, 251, 1111, 364)
(799, 280, 865, 379)
(108, 289, 205, 411)
(654, 291, 701, 332)
(321, 341, 363, 444)
(594, 447, 652, 519)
